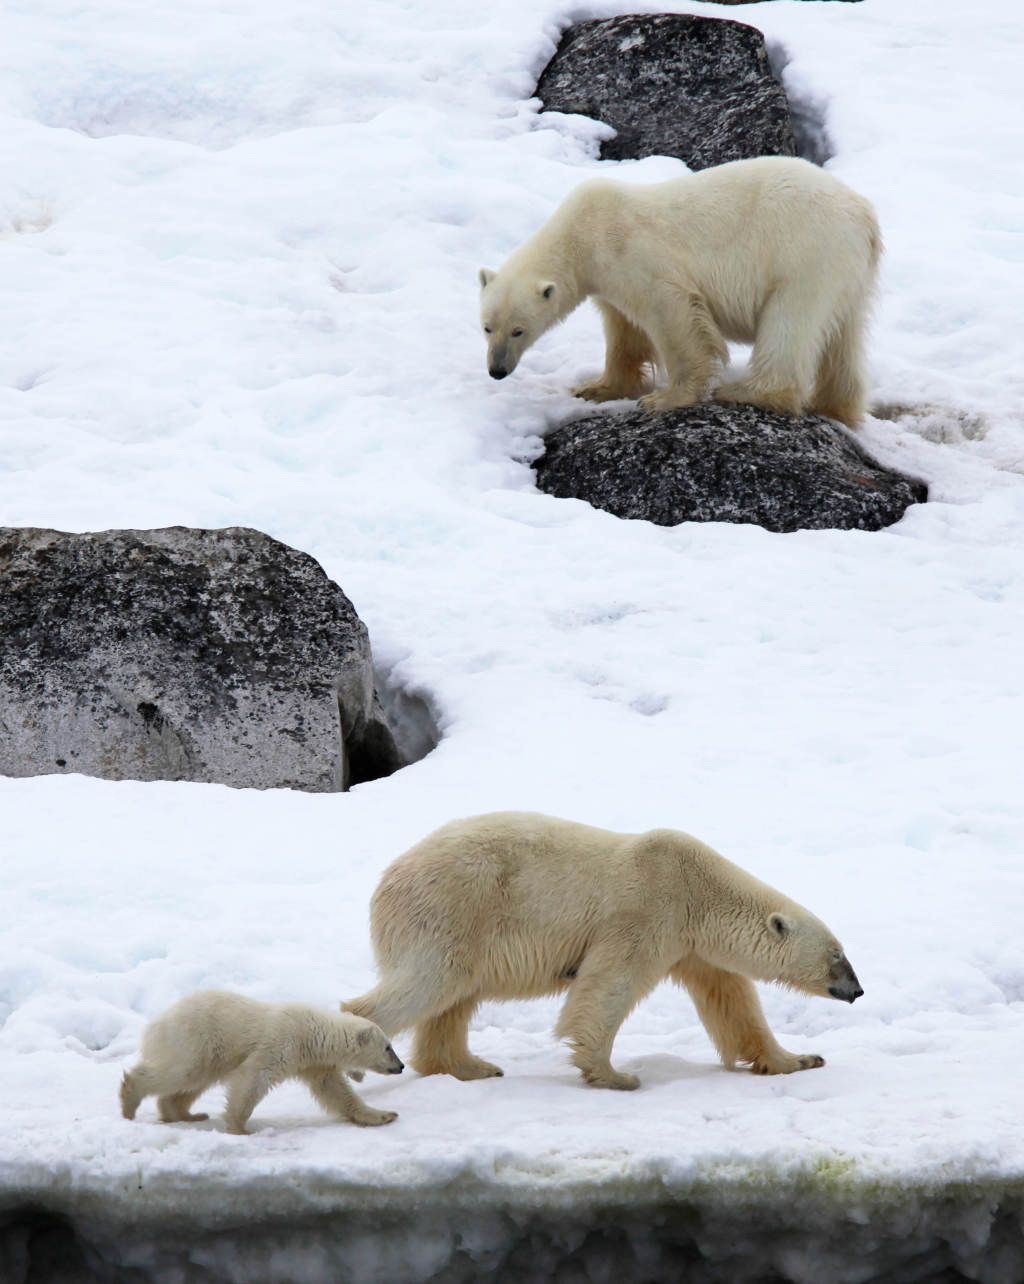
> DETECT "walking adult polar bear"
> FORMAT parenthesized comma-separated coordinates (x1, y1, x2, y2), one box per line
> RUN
(345, 812, 862, 1091)
(120, 991, 404, 1133)
(479, 156, 881, 426)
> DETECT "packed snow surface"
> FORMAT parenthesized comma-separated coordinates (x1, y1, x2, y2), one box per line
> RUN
(2, 0, 1024, 1271)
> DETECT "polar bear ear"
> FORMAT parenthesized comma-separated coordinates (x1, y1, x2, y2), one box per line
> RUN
(539, 281, 556, 300)
(479, 268, 495, 288)
(356, 1026, 374, 1047)
(768, 912, 794, 939)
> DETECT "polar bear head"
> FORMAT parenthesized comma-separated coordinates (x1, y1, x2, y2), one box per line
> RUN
(764, 910, 863, 1004)
(342, 1013, 405, 1075)
(479, 268, 561, 380)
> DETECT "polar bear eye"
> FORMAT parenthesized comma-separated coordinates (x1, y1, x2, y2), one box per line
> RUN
(511, 328, 524, 338)
(483, 326, 492, 334)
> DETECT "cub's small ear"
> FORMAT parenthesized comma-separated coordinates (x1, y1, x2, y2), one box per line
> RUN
(540, 281, 556, 300)
(356, 1026, 374, 1046)
(479, 268, 495, 288)
(768, 912, 794, 939)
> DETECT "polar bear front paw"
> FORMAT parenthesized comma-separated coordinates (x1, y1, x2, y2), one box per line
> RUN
(751, 1051, 825, 1075)
(352, 1107, 398, 1127)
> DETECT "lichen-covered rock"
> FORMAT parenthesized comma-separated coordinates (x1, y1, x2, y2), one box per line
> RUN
(0, 526, 403, 792)
(535, 14, 796, 170)
(533, 405, 927, 533)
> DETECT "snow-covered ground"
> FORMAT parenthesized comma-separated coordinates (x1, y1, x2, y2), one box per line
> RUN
(2, 0, 1024, 1279)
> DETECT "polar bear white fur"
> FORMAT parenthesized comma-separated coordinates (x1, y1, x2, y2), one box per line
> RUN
(345, 812, 862, 1091)
(120, 990, 403, 1134)
(479, 156, 881, 426)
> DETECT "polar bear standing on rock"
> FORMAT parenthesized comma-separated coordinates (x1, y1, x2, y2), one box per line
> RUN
(479, 156, 881, 427)
(120, 991, 403, 1133)
(344, 812, 862, 1091)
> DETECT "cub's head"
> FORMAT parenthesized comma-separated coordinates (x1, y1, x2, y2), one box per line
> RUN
(765, 910, 863, 1004)
(347, 1015, 404, 1075)
(478, 268, 561, 380)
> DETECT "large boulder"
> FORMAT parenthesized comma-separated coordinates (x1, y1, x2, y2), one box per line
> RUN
(0, 526, 403, 792)
(535, 14, 796, 170)
(533, 405, 927, 533)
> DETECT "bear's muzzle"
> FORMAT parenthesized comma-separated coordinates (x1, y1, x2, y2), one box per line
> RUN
(828, 955, 864, 1003)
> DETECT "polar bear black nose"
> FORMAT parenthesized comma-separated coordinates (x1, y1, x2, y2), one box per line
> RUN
(489, 366, 508, 380)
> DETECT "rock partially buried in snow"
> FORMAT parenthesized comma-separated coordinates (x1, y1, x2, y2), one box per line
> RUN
(533, 404, 928, 533)
(535, 14, 796, 170)
(0, 526, 403, 792)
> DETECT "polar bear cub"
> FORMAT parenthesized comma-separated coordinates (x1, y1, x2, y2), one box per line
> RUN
(479, 155, 881, 426)
(120, 990, 403, 1134)
(346, 811, 862, 1091)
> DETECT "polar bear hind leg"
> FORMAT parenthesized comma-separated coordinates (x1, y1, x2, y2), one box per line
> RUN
(716, 281, 840, 418)
(119, 1067, 149, 1119)
(410, 996, 503, 1080)
(346, 957, 502, 1078)
(807, 310, 868, 427)
(121, 1063, 210, 1122)
(553, 942, 663, 1090)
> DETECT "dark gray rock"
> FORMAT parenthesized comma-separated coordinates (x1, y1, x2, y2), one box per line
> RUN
(0, 526, 404, 792)
(535, 14, 796, 170)
(533, 404, 927, 533)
